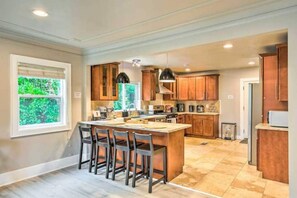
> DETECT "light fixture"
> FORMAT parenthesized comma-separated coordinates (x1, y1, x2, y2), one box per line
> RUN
(223, 43, 233, 49)
(248, 61, 256, 65)
(116, 61, 130, 83)
(132, 59, 141, 67)
(33, 10, 48, 17)
(160, 53, 175, 83)
(185, 68, 191, 72)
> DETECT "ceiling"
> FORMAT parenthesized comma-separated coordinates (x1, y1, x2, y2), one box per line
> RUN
(0, 0, 295, 53)
(124, 30, 287, 72)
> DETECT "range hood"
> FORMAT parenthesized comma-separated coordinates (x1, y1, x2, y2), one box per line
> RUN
(155, 69, 174, 94)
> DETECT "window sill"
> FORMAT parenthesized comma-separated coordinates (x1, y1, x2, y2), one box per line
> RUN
(11, 125, 71, 138)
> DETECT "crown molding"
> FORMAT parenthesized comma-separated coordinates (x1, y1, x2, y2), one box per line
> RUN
(83, 3, 297, 57)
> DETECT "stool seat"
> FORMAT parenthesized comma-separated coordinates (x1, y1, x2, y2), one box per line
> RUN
(137, 143, 165, 152)
(115, 140, 142, 149)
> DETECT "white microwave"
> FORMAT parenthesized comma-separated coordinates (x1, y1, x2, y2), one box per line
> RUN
(268, 111, 288, 128)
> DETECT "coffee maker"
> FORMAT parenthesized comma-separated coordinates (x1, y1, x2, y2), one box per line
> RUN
(176, 103, 185, 112)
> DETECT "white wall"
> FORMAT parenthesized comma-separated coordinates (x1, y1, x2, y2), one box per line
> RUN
(219, 67, 260, 138)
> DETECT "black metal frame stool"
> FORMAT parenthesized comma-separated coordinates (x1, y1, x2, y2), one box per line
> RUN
(132, 132, 167, 193)
(111, 130, 143, 185)
(78, 126, 96, 173)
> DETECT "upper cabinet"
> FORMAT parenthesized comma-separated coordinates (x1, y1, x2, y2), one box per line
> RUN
(91, 63, 119, 101)
(276, 43, 288, 102)
(142, 70, 156, 101)
(163, 81, 177, 101)
(177, 74, 219, 101)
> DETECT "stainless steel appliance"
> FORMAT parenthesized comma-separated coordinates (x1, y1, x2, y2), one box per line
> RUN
(268, 111, 288, 127)
(148, 105, 177, 122)
(148, 105, 164, 114)
(189, 105, 195, 112)
(176, 103, 185, 112)
(99, 106, 107, 119)
(248, 83, 262, 165)
(196, 105, 205, 113)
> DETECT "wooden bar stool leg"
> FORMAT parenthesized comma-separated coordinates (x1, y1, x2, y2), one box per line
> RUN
(78, 142, 83, 169)
(89, 143, 94, 173)
(149, 155, 154, 193)
(125, 150, 131, 185)
(112, 148, 117, 180)
(94, 145, 99, 175)
(163, 148, 167, 184)
(132, 152, 137, 188)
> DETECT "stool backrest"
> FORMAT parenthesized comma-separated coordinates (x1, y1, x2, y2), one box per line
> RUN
(94, 128, 111, 144)
(113, 130, 130, 148)
(78, 126, 94, 142)
(133, 132, 153, 152)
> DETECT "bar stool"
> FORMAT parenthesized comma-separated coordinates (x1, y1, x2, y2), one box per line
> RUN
(78, 126, 96, 173)
(111, 130, 143, 185)
(132, 132, 167, 193)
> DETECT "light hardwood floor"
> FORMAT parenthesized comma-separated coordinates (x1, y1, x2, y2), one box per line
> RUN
(0, 165, 214, 198)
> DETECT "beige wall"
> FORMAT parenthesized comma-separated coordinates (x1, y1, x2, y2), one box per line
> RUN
(219, 67, 260, 138)
(0, 38, 83, 174)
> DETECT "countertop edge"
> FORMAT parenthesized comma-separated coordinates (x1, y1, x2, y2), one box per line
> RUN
(255, 123, 288, 131)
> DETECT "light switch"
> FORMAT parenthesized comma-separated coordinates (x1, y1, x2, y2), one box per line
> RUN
(74, 92, 81, 98)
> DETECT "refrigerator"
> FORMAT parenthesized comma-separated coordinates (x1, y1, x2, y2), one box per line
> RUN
(248, 83, 262, 165)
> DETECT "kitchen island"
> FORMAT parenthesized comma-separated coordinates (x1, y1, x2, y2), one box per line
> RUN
(79, 121, 191, 181)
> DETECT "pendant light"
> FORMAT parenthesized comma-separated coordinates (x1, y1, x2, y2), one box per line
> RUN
(116, 61, 130, 83)
(160, 53, 175, 83)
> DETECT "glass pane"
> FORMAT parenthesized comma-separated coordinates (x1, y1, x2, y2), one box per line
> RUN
(102, 66, 108, 96)
(113, 84, 123, 110)
(19, 97, 61, 126)
(125, 84, 136, 108)
(18, 77, 61, 96)
(112, 67, 117, 96)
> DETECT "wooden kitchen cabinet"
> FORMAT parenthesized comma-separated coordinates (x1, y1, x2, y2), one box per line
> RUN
(195, 76, 206, 100)
(91, 63, 119, 101)
(260, 53, 288, 123)
(177, 77, 189, 100)
(257, 129, 288, 183)
(177, 114, 185, 123)
(188, 77, 196, 100)
(205, 75, 219, 100)
(185, 114, 193, 135)
(276, 43, 288, 102)
(163, 81, 177, 100)
(191, 115, 219, 138)
(142, 70, 156, 101)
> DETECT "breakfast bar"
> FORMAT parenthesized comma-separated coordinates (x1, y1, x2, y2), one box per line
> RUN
(79, 121, 191, 181)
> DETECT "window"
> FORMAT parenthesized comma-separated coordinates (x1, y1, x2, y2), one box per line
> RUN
(114, 83, 141, 111)
(10, 55, 71, 137)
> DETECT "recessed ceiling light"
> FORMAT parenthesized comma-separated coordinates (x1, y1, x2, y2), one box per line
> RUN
(185, 68, 191, 72)
(33, 10, 48, 17)
(248, 61, 256, 65)
(223, 43, 233, 49)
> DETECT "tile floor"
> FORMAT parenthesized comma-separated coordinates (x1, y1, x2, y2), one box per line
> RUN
(170, 137, 289, 198)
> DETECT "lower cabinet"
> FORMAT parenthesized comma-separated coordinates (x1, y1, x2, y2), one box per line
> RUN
(185, 114, 193, 134)
(190, 115, 219, 138)
(177, 114, 185, 123)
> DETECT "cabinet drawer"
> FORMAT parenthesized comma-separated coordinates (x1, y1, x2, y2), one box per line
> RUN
(193, 115, 214, 120)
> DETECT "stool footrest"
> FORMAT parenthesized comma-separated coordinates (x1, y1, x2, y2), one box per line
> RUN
(152, 177, 165, 186)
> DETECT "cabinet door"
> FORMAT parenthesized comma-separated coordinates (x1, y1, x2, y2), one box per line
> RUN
(177, 77, 189, 100)
(142, 70, 156, 101)
(188, 77, 196, 100)
(185, 114, 193, 134)
(163, 82, 177, 100)
(91, 65, 100, 100)
(195, 76, 206, 100)
(99, 64, 109, 100)
(192, 115, 203, 135)
(109, 64, 119, 100)
(202, 119, 214, 137)
(177, 115, 185, 123)
(277, 44, 288, 101)
(205, 75, 219, 100)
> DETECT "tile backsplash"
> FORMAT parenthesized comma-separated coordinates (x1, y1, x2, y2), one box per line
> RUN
(177, 100, 221, 113)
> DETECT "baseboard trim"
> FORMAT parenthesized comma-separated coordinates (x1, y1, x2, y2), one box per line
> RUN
(0, 154, 86, 187)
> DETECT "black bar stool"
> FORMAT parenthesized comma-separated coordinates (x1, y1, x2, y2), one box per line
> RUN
(78, 126, 96, 173)
(111, 130, 143, 185)
(132, 132, 167, 193)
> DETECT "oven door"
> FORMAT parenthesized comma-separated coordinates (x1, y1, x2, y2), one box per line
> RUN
(166, 118, 177, 123)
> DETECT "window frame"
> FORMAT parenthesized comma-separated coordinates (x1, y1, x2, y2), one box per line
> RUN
(114, 82, 141, 111)
(10, 54, 72, 138)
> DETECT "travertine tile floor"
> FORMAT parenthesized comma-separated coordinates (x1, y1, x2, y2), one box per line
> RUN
(170, 137, 289, 198)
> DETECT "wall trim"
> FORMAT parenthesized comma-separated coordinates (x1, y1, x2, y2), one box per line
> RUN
(0, 154, 84, 188)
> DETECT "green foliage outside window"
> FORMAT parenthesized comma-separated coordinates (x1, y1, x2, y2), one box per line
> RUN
(18, 77, 62, 126)
(114, 83, 137, 110)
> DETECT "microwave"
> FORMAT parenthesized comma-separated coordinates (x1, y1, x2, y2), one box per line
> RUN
(268, 111, 288, 128)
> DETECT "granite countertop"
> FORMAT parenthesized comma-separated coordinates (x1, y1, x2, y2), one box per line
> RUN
(79, 121, 191, 133)
(255, 123, 288, 131)
(176, 112, 220, 115)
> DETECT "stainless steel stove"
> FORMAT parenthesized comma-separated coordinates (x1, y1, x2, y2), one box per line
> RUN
(148, 105, 177, 123)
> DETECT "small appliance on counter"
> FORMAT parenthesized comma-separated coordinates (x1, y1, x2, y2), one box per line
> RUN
(92, 110, 101, 120)
(196, 105, 205, 113)
(165, 105, 172, 113)
(189, 105, 195, 112)
(170, 107, 177, 113)
(176, 103, 185, 112)
(148, 105, 164, 114)
(268, 110, 288, 127)
(99, 106, 107, 119)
